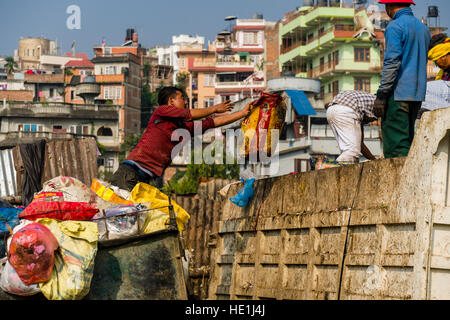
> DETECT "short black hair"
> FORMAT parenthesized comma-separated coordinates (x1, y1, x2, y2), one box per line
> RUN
(157, 86, 184, 106)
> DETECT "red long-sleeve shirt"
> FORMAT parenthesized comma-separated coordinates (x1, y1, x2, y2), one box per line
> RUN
(126, 105, 215, 177)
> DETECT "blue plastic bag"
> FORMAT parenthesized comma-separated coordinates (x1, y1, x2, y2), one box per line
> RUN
(229, 178, 255, 207)
(0, 208, 24, 258)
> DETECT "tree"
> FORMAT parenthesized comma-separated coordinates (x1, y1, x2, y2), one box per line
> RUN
(5, 56, 17, 75)
(176, 72, 189, 91)
(163, 148, 240, 195)
(119, 133, 142, 162)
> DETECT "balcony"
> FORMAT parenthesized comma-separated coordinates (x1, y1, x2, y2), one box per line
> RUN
(0, 102, 120, 120)
(307, 59, 382, 79)
(280, 25, 356, 60)
(215, 81, 264, 90)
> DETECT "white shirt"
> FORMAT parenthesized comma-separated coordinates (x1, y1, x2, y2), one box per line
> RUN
(422, 80, 450, 111)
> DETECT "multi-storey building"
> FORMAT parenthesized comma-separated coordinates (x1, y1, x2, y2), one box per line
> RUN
(156, 35, 205, 85)
(0, 101, 121, 173)
(279, 4, 384, 103)
(143, 48, 173, 92)
(215, 16, 267, 103)
(177, 43, 217, 109)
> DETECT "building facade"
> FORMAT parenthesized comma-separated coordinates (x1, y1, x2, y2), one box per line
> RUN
(279, 5, 384, 103)
(215, 17, 267, 103)
(0, 101, 121, 173)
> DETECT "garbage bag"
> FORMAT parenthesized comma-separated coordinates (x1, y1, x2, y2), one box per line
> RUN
(36, 218, 98, 300)
(240, 92, 286, 159)
(92, 203, 146, 241)
(129, 183, 190, 233)
(0, 208, 23, 258)
(8, 222, 59, 285)
(42, 176, 117, 210)
(0, 199, 14, 208)
(229, 178, 255, 207)
(19, 201, 98, 221)
(0, 259, 41, 296)
(91, 178, 132, 205)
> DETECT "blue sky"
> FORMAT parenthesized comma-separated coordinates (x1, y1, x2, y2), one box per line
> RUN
(0, 0, 448, 58)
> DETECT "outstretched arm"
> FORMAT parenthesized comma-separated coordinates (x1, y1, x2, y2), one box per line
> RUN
(190, 100, 234, 120)
(213, 103, 251, 127)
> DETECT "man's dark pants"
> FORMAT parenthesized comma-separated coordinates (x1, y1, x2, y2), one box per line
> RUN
(110, 163, 162, 192)
(381, 95, 422, 159)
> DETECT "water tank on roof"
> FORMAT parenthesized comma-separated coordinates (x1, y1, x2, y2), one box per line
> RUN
(427, 6, 439, 18)
(302, 0, 314, 6)
(317, 0, 328, 7)
(126, 28, 135, 41)
(253, 13, 263, 19)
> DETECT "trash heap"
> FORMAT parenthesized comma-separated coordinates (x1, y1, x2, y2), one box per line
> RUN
(0, 176, 190, 300)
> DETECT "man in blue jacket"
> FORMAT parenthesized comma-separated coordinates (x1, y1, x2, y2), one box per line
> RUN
(374, 0, 431, 158)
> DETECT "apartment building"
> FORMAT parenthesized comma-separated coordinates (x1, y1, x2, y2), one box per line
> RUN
(215, 16, 266, 103)
(143, 48, 173, 91)
(0, 101, 121, 173)
(177, 43, 216, 109)
(279, 4, 384, 103)
(156, 35, 206, 85)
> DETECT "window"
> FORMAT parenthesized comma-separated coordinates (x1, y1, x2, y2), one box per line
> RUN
(70, 125, 90, 135)
(354, 47, 370, 62)
(332, 80, 339, 96)
(204, 97, 215, 107)
(354, 77, 371, 92)
(104, 66, 117, 75)
(295, 159, 311, 173)
(320, 86, 325, 99)
(104, 86, 122, 100)
(333, 50, 340, 64)
(328, 54, 332, 68)
(23, 124, 37, 132)
(104, 47, 111, 55)
(243, 32, 258, 45)
(32, 49, 35, 57)
(320, 57, 325, 72)
(97, 126, 113, 136)
(49, 88, 54, 97)
(204, 74, 215, 87)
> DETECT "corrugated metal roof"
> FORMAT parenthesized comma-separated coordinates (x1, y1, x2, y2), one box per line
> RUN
(0, 148, 17, 198)
(12, 138, 99, 197)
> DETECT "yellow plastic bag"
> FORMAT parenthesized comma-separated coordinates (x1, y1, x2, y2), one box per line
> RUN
(36, 218, 98, 300)
(129, 183, 190, 233)
(91, 178, 133, 205)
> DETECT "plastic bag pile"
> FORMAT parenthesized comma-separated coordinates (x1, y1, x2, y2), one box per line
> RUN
(0, 176, 190, 300)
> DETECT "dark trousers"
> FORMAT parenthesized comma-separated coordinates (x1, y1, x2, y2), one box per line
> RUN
(110, 163, 162, 192)
(381, 96, 421, 159)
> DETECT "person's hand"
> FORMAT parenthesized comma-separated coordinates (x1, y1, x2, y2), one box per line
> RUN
(373, 98, 386, 118)
(241, 103, 252, 118)
(214, 100, 234, 114)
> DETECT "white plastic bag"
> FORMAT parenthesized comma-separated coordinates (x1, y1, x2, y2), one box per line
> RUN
(0, 257, 41, 296)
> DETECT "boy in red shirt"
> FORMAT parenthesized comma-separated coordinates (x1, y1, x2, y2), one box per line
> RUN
(110, 86, 250, 191)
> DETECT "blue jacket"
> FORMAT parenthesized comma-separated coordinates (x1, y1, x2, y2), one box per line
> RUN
(377, 8, 431, 102)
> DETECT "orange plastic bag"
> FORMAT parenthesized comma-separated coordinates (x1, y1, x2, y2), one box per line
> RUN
(8, 223, 59, 285)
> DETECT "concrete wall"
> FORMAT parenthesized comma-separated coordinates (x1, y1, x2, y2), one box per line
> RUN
(178, 107, 450, 300)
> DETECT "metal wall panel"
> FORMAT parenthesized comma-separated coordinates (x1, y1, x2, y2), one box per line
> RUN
(0, 148, 17, 198)
(11, 138, 98, 197)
